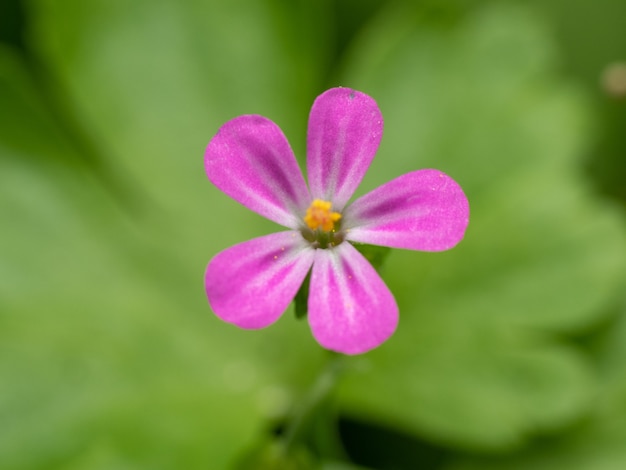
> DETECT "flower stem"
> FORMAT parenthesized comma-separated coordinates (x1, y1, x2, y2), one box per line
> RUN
(280, 353, 346, 454)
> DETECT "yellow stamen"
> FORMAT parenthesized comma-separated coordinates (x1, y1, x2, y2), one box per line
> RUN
(304, 199, 341, 232)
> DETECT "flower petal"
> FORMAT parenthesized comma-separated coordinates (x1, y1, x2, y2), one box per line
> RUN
(206, 231, 314, 329)
(306, 88, 383, 210)
(308, 243, 398, 355)
(344, 169, 470, 251)
(205, 115, 310, 228)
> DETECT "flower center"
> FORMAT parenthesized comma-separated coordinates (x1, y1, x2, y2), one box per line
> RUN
(301, 199, 344, 249)
(304, 199, 342, 231)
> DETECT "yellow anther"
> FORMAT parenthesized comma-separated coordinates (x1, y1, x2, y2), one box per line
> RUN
(304, 199, 341, 232)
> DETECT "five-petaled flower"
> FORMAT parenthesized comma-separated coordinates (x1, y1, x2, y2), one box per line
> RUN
(204, 88, 469, 355)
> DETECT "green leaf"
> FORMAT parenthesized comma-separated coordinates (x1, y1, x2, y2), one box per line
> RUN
(0, 0, 333, 465)
(446, 305, 626, 470)
(3, 0, 626, 467)
(234, 441, 316, 470)
(351, 243, 392, 273)
(294, 272, 312, 320)
(336, 2, 626, 451)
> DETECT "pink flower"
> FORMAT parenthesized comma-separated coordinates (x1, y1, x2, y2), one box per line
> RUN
(204, 88, 469, 355)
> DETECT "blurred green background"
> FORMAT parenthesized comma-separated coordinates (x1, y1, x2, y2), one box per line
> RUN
(1, 0, 625, 468)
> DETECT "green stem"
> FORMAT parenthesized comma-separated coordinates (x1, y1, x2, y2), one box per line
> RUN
(281, 353, 346, 454)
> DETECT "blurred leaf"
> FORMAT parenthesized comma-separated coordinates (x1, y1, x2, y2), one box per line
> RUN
(0, 0, 334, 465)
(336, 2, 626, 451)
(446, 305, 626, 470)
(294, 272, 311, 319)
(526, 0, 626, 84)
(0, 0, 26, 50)
(352, 243, 392, 273)
(523, 0, 626, 203)
(3, 0, 626, 467)
(26, 0, 337, 271)
(320, 462, 373, 470)
(234, 440, 316, 470)
(338, 415, 447, 470)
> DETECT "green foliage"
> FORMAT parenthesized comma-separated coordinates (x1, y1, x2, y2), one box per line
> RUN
(351, 244, 392, 273)
(446, 308, 626, 470)
(0, 0, 624, 468)
(337, 1, 625, 451)
(294, 272, 311, 320)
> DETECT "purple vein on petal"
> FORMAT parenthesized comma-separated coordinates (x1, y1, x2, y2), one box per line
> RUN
(344, 169, 470, 252)
(306, 88, 383, 210)
(205, 115, 310, 228)
(205, 231, 314, 329)
(308, 244, 398, 355)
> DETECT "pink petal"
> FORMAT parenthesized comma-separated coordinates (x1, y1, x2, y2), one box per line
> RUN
(306, 88, 383, 210)
(205, 231, 314, 329)
(205, 115, 310, 228)
(343, 169, 470, 251)
(308, 243, 398, 355)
